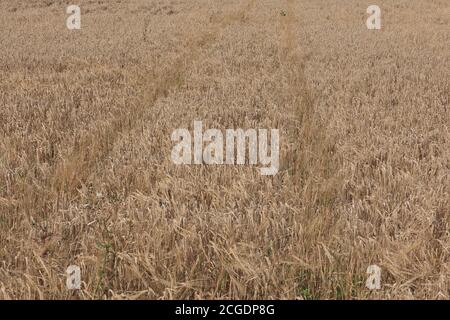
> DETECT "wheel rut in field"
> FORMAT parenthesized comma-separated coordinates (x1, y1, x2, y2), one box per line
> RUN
(279, 0, 341, 208)
(50, 0, 257, 199)
(279, 0, 316, 184)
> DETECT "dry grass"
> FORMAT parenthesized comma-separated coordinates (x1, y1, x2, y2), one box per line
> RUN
(0, 0, 448, 299)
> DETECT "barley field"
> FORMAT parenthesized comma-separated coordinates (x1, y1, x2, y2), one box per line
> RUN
(0, 0, 448, 299)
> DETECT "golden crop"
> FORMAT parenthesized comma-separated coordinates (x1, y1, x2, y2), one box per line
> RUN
(0, 0, 448, 299)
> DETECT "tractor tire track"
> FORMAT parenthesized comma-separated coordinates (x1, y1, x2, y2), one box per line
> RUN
(279, 0, 317, 184)
(279, 0, 342, 208)
(277, 0, 344, 298)
(50, 0, 257, 198)
(18, 0, 258, 300)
